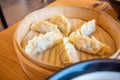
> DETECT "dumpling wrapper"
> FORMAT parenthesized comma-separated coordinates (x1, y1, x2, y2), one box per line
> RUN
(31, 20, 59, 34)
(80, 19, 96, 36)
(69, 33, 112, 56)
(51, 14, 71, 36)
(22, 30, 39, 49)
(61, 38, 79, 66)
(25, 31, 63, 57)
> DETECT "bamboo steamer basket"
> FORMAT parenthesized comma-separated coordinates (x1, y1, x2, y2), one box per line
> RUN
(13, 6, 120, 80)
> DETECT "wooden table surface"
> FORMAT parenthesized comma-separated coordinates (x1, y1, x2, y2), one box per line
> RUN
(0, 0, 119, 80)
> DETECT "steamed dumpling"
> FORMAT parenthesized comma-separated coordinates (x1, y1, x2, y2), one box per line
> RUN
(61, 38, 79, 66)
(69, 33, 111, 56)
(80, 19, 96, 36)
(25, 31, 63, 57)
(31, 21, 58, 33)
(51, 14, 71, 36)
(22, 30, 39, 49)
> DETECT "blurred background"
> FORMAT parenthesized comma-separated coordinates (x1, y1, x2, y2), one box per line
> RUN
(0, 0, 55, 31)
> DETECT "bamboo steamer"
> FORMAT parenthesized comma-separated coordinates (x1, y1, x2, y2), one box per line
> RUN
(13, 6, 120, 80)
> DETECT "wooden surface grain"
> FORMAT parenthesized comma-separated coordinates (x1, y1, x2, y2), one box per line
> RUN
(0, 0, 119, 80)
(0, 23, 30, 80)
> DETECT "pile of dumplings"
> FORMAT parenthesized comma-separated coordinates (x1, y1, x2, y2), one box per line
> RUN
(24, 14, 112, 66)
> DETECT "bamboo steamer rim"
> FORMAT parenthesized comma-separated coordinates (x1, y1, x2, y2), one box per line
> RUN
(14, 6, 120, 71)
(13, 35, 54, 75)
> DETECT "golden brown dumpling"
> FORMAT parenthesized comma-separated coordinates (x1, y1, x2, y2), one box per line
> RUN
(51, 14, 71, 36)
(31, 21, 58, 33)
(69, 33, 112, 56)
